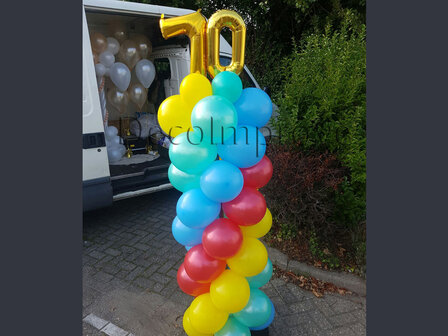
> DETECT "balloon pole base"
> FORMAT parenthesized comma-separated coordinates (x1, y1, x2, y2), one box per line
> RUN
(251, 328, 269, 336)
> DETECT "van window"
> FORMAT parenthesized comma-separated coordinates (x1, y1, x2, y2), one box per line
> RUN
(219, 56, 256, 88)
(150, 58, 171, 112)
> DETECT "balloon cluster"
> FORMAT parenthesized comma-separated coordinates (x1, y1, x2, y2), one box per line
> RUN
(90, 30, 156, 114)
(159, 71, 275, 335)
(104, 125, 126, 163)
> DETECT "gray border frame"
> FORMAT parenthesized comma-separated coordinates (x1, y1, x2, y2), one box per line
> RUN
(2, 0, 448, 334)
(1, 0, 81, 334)
(368, 0, 448, 334)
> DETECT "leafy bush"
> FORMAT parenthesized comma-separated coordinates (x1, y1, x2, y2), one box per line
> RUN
(274, 18, 366, 228)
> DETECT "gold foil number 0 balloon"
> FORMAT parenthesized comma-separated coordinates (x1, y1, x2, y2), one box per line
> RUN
(206, 10, 246, 77)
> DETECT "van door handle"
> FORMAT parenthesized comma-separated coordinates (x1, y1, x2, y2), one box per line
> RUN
(83, 132, 106, 149)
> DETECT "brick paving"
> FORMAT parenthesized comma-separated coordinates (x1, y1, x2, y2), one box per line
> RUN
(83, 189, 366, 336)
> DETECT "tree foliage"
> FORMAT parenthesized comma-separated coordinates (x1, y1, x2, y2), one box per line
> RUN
(131, 1, 365, 95)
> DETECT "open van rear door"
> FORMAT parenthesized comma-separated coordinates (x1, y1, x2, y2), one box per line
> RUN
(82, 8, 113, 211)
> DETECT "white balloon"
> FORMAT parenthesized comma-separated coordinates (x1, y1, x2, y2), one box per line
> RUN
(117, 144, 127, 156)
(135, 59, 156, 88)
(106, 37, 120, 55)
(107, 145, 123, 163)
(99, 51, 115, 68)
(95, 63, 107, 77)
(105, 67, 110, 77)
(105, 126, 118, 139)
(108, 135, 121, 145)
(109, 62, 131, 92)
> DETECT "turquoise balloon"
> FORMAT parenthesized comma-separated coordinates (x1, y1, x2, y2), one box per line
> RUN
(191, 95, 238, 144)
(250, 299, 275, 331)
(233, 288, 272, 328)
(168, 164, 200, 192)
(169, 132, 217, 174)
(217, 125, 266, 168)
(216, 316, 250, 336)
(246, 258, 273, 288)
(176, 189, 221, 229)
(212, 71, 243, 103)
(171, 217, 204, 246)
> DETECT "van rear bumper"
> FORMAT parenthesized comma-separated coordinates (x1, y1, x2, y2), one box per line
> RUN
(83, 176, 113, 212)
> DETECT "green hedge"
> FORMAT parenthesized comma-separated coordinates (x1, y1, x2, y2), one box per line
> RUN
(274, 18, 366, 229)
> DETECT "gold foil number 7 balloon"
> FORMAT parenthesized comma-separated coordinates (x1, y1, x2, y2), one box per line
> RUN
(159, 9, 246, 78)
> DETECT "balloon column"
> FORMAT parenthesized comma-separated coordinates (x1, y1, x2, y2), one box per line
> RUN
(159, 10, 275, 336)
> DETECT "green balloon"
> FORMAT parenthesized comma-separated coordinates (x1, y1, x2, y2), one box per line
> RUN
(169, 132, 218, 174)
(212, 71, 243, 103)
(168, 164, 200, 192)
(215, 316, 250, 336)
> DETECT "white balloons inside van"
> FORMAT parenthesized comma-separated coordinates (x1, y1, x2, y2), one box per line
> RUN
(109, 62, 131, 92)
(106, 37, 120, 55)
(95, 63, 107, 78)
(99, 50, 115, 68)
(135, 59, 155, 88)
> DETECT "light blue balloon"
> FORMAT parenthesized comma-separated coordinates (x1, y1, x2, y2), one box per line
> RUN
(176, 189, 221, 229)
(185, 245, 193, 251)
(250, 299, 275, 331)
(233, 288, 272, 328)
(234, 88, 272, 128)
(216, 316, 250, 336)
(168, 164, 200, 192)
(217, 125, 266, 168)
(246, 258, 273, 288)
(191, 95, 238, 144)
(171, 217, 204, 246)
(169, 132, 217, 174)
(212, 71, 243, 103)
(200, 160, 243, 202)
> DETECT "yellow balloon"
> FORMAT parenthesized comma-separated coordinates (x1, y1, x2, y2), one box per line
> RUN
(179, 73, 212, 107)
(189, 293, 229, 334)
(240, 208, 272, 238)
(227, 237, 268, 277)
(210, 270, 250, 313)
(157, 95, 193, 137)
(183, 308, 212, 336)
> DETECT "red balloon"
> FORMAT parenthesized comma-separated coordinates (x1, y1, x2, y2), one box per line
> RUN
(222, 187, 267, 226)
(240, 155, 273, 189)
(184, 244, 226, 283)
(177, 263, 210, 297)
(202, 218, 243, 260)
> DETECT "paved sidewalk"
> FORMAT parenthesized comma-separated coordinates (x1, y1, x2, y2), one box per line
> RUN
(83, 189, 366, 336)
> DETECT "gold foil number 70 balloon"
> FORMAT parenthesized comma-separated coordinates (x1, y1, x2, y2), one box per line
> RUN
(159, 9, 246, 78)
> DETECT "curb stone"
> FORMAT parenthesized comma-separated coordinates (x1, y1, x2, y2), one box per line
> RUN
(265, 245, 366, 296)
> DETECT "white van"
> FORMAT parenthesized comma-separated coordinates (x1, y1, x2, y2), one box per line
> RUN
(83, 0, 271, 211)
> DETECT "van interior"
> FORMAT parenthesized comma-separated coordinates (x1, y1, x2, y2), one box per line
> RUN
(86, 10, 190, 195)
(85, 8, 266, 197)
